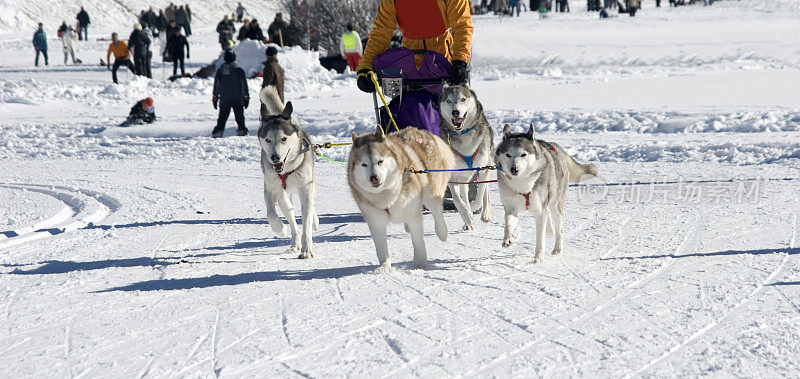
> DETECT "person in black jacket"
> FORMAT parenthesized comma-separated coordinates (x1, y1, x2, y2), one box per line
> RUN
(128, 23, 151, 77)
(212, 50, 249, 138)
(154, 10, 168, 37)
(166, 28, 189, 74)
(76, 7, 90, 41)
(175, 5, 191, 36)
(267, 13, 288, 45)
(121, 97, 156, 127)
(246, 19, 265, 42)
(216, 15, 236, 50)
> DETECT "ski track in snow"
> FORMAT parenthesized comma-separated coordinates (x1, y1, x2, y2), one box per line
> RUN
(2, 0, 800, 376)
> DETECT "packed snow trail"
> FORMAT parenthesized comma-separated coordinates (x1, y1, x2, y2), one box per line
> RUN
(2, 0, 800, 376)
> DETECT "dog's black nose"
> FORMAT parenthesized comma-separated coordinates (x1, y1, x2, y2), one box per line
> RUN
(270, 154, 279, 162)
(369, 175, 380, 186)
(451, 109, 460, 117)
(510, 166, 519, 175)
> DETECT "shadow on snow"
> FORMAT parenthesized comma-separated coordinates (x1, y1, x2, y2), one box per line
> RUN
(84, 213, 364, 231)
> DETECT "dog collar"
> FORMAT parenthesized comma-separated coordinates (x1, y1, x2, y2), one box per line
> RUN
(445, 123, 477, 137)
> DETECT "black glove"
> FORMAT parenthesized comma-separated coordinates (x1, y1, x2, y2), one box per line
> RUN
(449, 60, 468, 85)
(356, 68, 376, 93)
(243, 97, 249, 109)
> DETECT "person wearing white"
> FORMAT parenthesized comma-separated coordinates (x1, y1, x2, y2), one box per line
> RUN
(61, 28, 78, 65)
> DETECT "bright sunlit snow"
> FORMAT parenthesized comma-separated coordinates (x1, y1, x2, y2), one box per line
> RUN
(1, 0, 799, 376)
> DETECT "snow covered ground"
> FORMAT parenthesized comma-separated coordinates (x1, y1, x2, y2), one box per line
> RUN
(1, 0, 799, 377)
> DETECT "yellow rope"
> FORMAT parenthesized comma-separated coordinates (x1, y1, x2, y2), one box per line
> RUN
(364, 71, 400, 132)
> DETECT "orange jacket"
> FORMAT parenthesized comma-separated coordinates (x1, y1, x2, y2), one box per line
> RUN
(107, 41, 129, 61)
(358, 0, 473, 71)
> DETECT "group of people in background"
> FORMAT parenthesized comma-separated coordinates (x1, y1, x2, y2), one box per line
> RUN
(215, 10, 309, 51)
(31, 7, 90, 67)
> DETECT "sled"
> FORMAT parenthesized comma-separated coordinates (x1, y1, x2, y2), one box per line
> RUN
(371, 47, 452, 136)
(370, 48, 477, 212)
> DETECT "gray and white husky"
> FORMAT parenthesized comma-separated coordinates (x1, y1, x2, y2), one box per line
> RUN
(347, 126, 454, 270)
(258, 85, 318, 259)
(495, 124, 598, 263)
(438, 84, 494, 230)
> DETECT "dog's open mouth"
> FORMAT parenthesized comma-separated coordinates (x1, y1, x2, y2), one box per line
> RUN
(451, 117, 465, 129)
(272, 162, 284, 173)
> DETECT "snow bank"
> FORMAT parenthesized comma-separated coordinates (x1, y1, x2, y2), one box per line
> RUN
(211, 40, 342, 90)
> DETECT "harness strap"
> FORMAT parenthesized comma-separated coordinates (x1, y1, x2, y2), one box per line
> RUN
(279, 168, 296, 190)
(520, 192, 531, 209)
(455, 145, 481, 169)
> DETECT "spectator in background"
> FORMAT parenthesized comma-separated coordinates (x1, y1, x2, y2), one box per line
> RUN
(217, 15, 236, 50)
(186, 4, 193, 23)
(58, 21, 69, 37)
(284, 17, 307, 47)
(247, 19, 266, 42)
(165, 3, 177, 21)
(237, 19, 251, 41)
(154, 9, 168, 37)
(32, 23, 48, 66)
(212, 50, 249, 138)
(267, 13, 288, 46)
(76, 7, 90, 41)
(175, 5, 191, 36)
(509, 0, 521, 16)
(166, 28, 189, 76)
(61, 26, 79, 65)
(261, 46, 285, 103)
(106, 33, 134, 83)
(236, 2, 247, 22)
(339, 23, 362, 72)
(128, 23, 151, 77)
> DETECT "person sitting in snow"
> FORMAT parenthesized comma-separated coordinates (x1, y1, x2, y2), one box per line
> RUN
(120, 97, 156, 127)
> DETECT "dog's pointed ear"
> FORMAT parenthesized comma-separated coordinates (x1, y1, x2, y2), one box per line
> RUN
(351, 132, 359, 143)
(280, 101, 293, 120)
(503, 123, 511, 137)
(527, 124, 535, 140)
(375, 124, 385, 141)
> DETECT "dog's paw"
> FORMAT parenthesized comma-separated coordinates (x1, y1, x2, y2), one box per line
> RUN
(530, 256, 542, 264)
(502, 237, 514, 247)
(551, 248, 562, 256)
(435, 224, 448, 242)
(462, 224, 474, 231)
(481, 213, 491, 223)
(531, 252, 544, 264)
(298, 250, 314, 259)
(270, 220, 287, 238)
(285, 245, 300, 255)
(375, 262, 393, 273)
(413, 260, 427, 270)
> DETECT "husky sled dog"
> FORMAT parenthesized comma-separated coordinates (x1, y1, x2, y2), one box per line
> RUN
(438, 84, 494, 230)
(495, 124, 597, 263)
(258, 85, 318, 259)
(347, 126, 454, 269)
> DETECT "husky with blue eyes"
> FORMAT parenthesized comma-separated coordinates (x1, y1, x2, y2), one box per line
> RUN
(258, 85, 318, 259)
(494, 124, 598, 263)
(347, 126, 455, 270)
